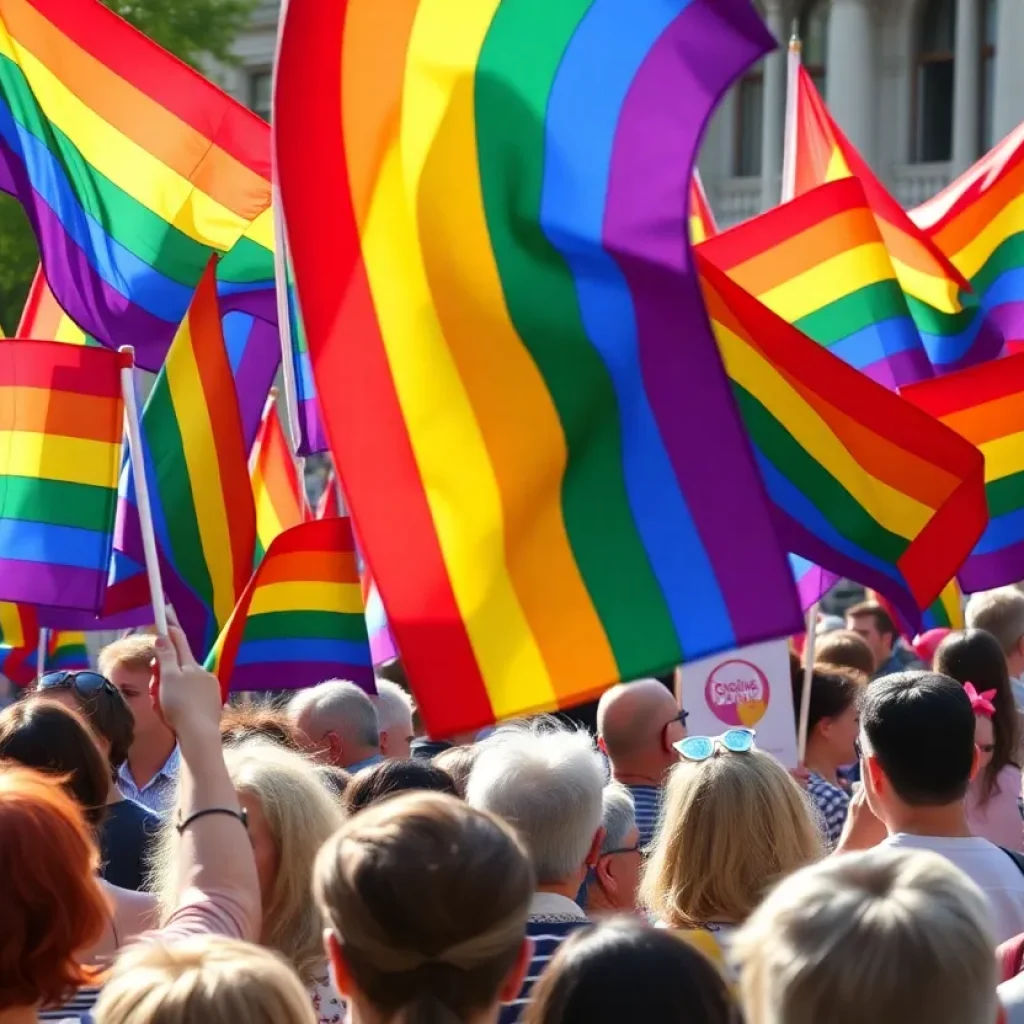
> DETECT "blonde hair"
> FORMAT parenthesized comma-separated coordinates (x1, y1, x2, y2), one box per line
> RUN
(98, 635, 160, 677)
(732, 847, 997, 1024)
(151, 740, 342, 982)
(640, 750, 822, 928)
(315, 791, 534, 1022)
(92, 937, 315, 1024)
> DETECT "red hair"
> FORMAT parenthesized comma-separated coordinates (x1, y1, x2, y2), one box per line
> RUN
(0, 765, 108, 1010)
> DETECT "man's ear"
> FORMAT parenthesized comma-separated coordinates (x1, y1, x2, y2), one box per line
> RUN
(326, 730, 344, 764)
(597, 735, 608, 755)
(586, 828, 606, 870)
(594, 853, 616, 894)
(969, 741, 981, 783)
(378, 728, 390, 755)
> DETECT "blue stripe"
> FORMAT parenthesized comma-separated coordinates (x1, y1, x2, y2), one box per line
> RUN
(973, 506, 1024, 555)
(828, 316, 921, 368)
(234, 638, 373, 667)
(223, 312, 255, 376)
(539, 0, 734, 656)
(0, 518, 111, 569)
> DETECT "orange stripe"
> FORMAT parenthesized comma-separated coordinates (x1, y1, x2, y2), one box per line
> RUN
(0, 384, 118, 441)
(258, 412, 304, 529)
(17, 267, 60, 336)
(940, 392, 1024, 446)
(258, 548, 358, 585)
(930, 158, 1024, 257)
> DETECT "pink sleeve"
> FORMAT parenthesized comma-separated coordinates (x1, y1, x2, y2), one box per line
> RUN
(138, 888, 253, 944)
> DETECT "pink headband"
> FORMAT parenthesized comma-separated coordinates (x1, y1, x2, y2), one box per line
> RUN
(964, 682, 997, 719)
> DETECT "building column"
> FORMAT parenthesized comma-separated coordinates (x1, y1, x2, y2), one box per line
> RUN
(993, 0, 1024, 144)
(759, 0, 788, 211)
(825, 0, 876, 163)
(952, 0, 981, 173)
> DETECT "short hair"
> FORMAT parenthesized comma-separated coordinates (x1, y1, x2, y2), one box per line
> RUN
(0, 700, 110, 828)
(965, 587, 1024, 655)
(38, 675, 136, 771)
(790, 667, 864, 737)
(432, 744, 479, 798)
(343, 758, 458, 815)
(860, 671, 976, 806)
(220, 704, 300, 750)
(814, 629, 876, 677)
(523, 918, 736, 1024)
(733, 847, 997, 1024)
(92, 937, 316, 1024)
(370, 678, 415, 732)
(640, 750, 822, 928)
(287, 680, 379, 747)
(846, 601, 896, 640)
(467, 725, 605, 883)
(0, 766, 107, 1011)
(98, 634, 159, 677)
(600, 782, 637, 855)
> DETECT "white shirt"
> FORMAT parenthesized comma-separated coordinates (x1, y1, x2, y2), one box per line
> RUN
(882, 833, 1024, 943)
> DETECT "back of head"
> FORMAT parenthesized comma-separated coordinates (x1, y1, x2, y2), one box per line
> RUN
(315, 791, 534, 1023)
(344, 758, 458, 814)
(596, 679, 676, 762)
(523, 918, 736, 1024)
(600, 782, 636, 854)
(289, 679, 380, 750)
(98, 634, 159, 678)
(432, 745, 479, 798)
(860, 671, 975, 806)
(42, 676, 136, 771)
(966, 587, 1024, 656)
(0, 765, 107, 1012)
(93, 937, 315, 1024)
(372, 678, 415, 731)
(640, 750, 821, 928)
(220, 703, 300, 750)
(814, 630, 875, 677)
(467, 724, 605, 884)
(790, 667, 864, 737)
(733, 847, 997, 1024)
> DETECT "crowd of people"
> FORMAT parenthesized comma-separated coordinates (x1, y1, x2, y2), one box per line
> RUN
(8, 589, 1024, 1022)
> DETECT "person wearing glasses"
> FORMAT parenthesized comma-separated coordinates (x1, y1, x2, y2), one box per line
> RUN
(585, 782, 643, 916)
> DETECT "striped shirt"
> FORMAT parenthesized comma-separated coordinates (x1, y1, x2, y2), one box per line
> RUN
(500, 892, 588, 1024)
(626, 784, 663, 849)
(40, 987, 99, 1021)
(807, 772, 851, 848)
(116, 745, 181, 815)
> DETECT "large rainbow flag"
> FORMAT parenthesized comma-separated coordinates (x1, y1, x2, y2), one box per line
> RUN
(251, 401, 306, 561)
(700, 178, 932, 390)
(276, 0, 803, 736)
(903, 353, 1024, 592)
(206, 518, 374, 696)
(698, 256, 987, 630)
(0, 340, 125, 610)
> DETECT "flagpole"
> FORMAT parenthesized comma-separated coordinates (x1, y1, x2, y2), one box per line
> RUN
(249, 387, 279, 475)
(36, 627, 47, 678)
(118, 346, 168, 637)
(797, 602, 818, 764)
(780, 27, 802, 204)
(271, 185, 304, 459)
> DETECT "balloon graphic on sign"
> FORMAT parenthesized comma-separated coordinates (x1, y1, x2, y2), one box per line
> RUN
(704, 659, 770, 728)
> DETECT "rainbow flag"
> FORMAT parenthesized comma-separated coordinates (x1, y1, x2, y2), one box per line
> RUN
(698, 256, 987, 630)
(18, 265, 93, 344)
(689, 170, 717, 243)
(0, 600, 36, 683)
(700, 178, 933, 390)
(791, 66, 999, 373)
(275, 0, 803, 736)
(205, 518, 374, 695)
(789, 556, 839, 612)
(0, 340, 125, 610)
(45, 629, 88, 670)
(108, 261, 256, 658)
(251, 402, 306, 561)
(361, 566, 397, 666)
(903, 353, 1024, 592)
(922, 581, 965, 631)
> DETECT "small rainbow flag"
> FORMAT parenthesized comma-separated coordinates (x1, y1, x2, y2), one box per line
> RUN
(44, 629, 89, 671)
(699, 255, 987, 630)
(276, 0, 803, 735)
(0, 340, 125, 610)
(903, 353, 1024, 592)
(700, 178, 933, 390)
(789, 556, 839, 612)
(922, 581, 966, 631)
(0, 600, 36, 683)
(689, 170, 717, 243)
(205, 518, 374, 695)
(18, 266, 93, 345)
(251, 402, 306, 561)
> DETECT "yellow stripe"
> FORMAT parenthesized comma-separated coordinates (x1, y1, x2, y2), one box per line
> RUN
(0, 429, 119, 487)
(891, 254, 963, 312)
(253, 470, 283, 551)
(242, 207, 275, 257)
(164, 318, 236, 630)
(947, 191, 1024, 281)
(54, 313, 87, 346)
(250, 580, 364, 616)
(716, 323, 933, 537)
(979, 431, 1024, 482)
(0, 602, 25, 647)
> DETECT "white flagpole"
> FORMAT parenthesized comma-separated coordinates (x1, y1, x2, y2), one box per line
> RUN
(780, 27, 803, 204)
(36, 627, 48, 678)
(797, 602, 818, 763)
(118, 346, 168, 637)
(249, 387, 279, 475)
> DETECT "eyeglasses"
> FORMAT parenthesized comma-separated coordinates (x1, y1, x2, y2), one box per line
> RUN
(674, 728, 756, 761)
(601, 841, 644, 858)
(37, 671, 117, 700)
(664, 709, 690, 729)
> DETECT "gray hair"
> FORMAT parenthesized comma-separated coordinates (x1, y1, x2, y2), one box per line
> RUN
(371, 679, 415, 733)
(600, 782, 637, 854)
(288, 680, 380, 747)
(466, 724, 604, 884)
(965, 587, 1024, 655)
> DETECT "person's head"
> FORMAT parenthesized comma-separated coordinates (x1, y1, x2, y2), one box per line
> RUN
(596, 679, 686, 782)
(640, 749, 822, 929)
(344, 757, 458, 814)
(934, 628, 1021, 800)
(732, 847, 997, 1024)
(966, 587, 1024, 678)
(0, 765, 107, 1013)
(814, 629, 876, 678)
(220, 703, 300, 750)
(99, 635, 170, 748)
(587, 783, 642, 915)
(0, 698, 110, 827)
(859, 671, 977, 830)
(287, 680, 381, 769)
(845, 602, 897, 670)
(523, 918, 738, 1024)
(153, 740, 343, 982)
(371, 679, 416, 760)
(93, 937, 316, 1024)
(790, 667, 864, 768)
(468, 724, 606, 894)
(433, 744, 479, 798)
(315, 792, 534, 1024)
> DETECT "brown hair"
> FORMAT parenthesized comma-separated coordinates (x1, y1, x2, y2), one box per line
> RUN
(343, 758, 458, 814)
(815, 630, 876, 677)
(433, 745, 479, 798)
(98, 634, 159, 677)
(220, 704, 300, 750)
(0, 765, 108, 1010)
(846, 602, 897, 641)
(42, 677, 136, 771)
(315, 792, 534, 1022)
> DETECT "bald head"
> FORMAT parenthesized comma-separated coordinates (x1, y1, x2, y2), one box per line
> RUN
(597, 679, 681, 768)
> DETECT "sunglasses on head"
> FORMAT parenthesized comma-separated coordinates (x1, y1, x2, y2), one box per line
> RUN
(673, 728, 756, 762)
(37, 670, 116, 700)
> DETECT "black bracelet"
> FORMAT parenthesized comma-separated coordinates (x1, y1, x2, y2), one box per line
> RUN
(176, 807, 248, 834)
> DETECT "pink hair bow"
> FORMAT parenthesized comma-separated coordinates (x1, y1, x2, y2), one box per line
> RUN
(964, 682, 997, 718)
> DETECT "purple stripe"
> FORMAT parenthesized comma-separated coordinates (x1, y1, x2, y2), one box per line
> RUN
(960, 539, 1024, 593)
(861, 347, 934, 390)
(987, 302, 1024, 351)
(298, 398, 329, 457)
(234, 318, 282, 448)
(226, 660, 376, 694)
(602, 0, 800, 641)
(936, 307, 1011, 374)
(370, 627, 398, 666)
(0, 557, 106, 611)
(797, 567, 840, 611)
(36, 605, 154, 630)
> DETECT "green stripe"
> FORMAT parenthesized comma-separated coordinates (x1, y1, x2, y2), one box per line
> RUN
(987, 469, 1024, 519)
(0, 475, 115, 532)
(971, 231, 1024, 296)
(794, 280, 910, 347)
(905, 292, 979, 337)
(218, 236, 274, 286)
(733, 386, 910, 565)
(474, 2, 679, 670)
(242, 610, 369, 643)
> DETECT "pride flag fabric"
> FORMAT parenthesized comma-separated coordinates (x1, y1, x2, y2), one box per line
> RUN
(42, 629, 88, 671)
(700, 178, 933, 390)
(251, 402, 306, 560)
(789, 556, 839, 612)
(689, 170, 717, 243)
(18, 265, 92, 345)
(699, 256, 987, 631)
(276, 0, 803, 736)
(206, 518, 374, 695)
(903, 353, 1024, 592)
(0, 340, 125, 610)
(0, 600, 35, 684)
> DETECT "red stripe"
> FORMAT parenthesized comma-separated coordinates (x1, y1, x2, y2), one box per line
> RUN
(275, 0, 494, 737)
(0, 339, 122, 397)
(902, 352, 1024, 419)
